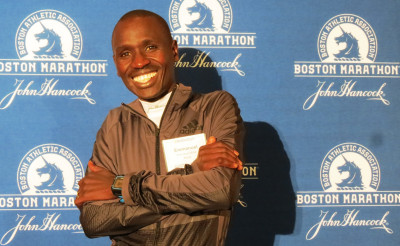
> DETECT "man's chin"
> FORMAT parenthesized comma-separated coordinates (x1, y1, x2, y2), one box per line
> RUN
(137, 90, 170, 102)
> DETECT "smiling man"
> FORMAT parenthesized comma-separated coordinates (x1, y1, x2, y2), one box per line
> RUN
(75, 10, 244, 246)
(112, 12, 178, 101)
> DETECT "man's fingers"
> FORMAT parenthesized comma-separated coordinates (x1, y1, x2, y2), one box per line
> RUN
(237, 159, 243, 170)
(206, 136, 216, 144)
(200, 141, 237, 155)
(222, 159, 243, 171)
(88, 160, 103, 173)
(75, 190, 85, 208)
(199, 150, 237, 163)
(202, 152, 241, 167)
(197, 139, 243, 171)
(199, 147, 238, 162)
(198, 142, 241, 165)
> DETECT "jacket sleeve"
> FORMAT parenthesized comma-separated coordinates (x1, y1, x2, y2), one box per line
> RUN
(79, 112, 164, 237)
(123, 91, 244, 214)
(80, 201, 162, 238)
(80, 165, 192, 238)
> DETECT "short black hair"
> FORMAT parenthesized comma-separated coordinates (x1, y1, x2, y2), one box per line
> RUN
(113, 10, 172, 42)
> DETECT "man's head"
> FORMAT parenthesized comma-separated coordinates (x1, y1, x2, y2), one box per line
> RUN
(112, 10, 179, 102)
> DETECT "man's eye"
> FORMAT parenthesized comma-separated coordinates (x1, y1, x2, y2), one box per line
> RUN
(145, 45, 157, 51)
(120, 51, 131, 57)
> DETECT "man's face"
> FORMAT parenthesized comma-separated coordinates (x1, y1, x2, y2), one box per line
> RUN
(112, 16, 179, 101)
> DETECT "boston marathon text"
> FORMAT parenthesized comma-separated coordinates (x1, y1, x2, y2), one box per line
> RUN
(297, 192, 400, 206)
(173, 34, 256, 47)
(294, 63, 400, 77)
(0, 196, 75, 209)
(0, 60, 107, 75)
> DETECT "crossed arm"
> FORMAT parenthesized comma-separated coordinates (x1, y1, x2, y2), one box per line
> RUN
(75, 92, 244, 238)
(75, 137, 243, 237)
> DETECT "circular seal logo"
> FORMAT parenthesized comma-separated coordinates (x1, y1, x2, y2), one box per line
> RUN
(15, 9, 83, 60)
(318, 14, 377, 63)
(17, 144, 84, 195)
(320, 143, 380, 192)
(169, 0, 233, 33)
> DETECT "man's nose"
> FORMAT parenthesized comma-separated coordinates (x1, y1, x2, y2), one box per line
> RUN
(131, 52, 150, 68)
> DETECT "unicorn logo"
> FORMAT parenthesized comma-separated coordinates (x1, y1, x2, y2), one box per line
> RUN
(186, 1, 215, 31)
(35, 156, 66, 193)
(336, 155, 364, 190)
(18, 144, 84, 195)
(318, 14, 377, 62)
(33, 22, 64, 59)
(334, 26, 360, 61)
(16, 10, 83, 60)
(321, 143, 380, 191)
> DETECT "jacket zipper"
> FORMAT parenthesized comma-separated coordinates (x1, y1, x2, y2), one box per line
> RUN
(152, 88, 177, 246)
(122, 87, 177, 175)
(122, 86, 178, 245)
(154, 127, 161, 246)
(155, 129, 161, 175)
(122, 104, 163, 246)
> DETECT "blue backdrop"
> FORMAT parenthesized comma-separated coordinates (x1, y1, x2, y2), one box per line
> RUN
(0, 0, 399, 245)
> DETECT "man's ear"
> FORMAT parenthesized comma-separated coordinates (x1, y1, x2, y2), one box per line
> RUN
(172, 40, 179, 62)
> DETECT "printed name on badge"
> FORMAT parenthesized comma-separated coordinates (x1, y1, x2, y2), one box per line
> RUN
(162, 133, 206, 171)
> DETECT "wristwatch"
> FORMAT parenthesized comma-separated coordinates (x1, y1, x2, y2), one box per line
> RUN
(111, 175, 124, 197)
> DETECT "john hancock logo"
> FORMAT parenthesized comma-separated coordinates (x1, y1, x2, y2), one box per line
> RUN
(0, 9, 108, 110)
(0, 144, 84, 244)
(297, 142, 398, 240)
(294, 14, 394, 110)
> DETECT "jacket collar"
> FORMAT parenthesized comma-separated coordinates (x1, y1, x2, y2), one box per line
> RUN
(123, 83, 193, 115)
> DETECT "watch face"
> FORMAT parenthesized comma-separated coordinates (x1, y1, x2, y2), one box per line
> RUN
(112, 176, 124, 198)
(114, 178, 123, 188)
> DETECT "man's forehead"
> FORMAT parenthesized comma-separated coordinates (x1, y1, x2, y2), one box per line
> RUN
(114, 17, 171, 41)
(117, 15, 163, 29)
(115, 16, 169, 38)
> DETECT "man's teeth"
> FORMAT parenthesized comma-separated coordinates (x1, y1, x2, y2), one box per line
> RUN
(133, 72, 157, 83)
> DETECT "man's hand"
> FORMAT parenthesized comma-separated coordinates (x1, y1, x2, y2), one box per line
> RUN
(196, 136, 243, 171)
(75, 161, 117, 209)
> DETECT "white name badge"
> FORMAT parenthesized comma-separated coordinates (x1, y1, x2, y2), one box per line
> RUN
(162, 133, 206, 171)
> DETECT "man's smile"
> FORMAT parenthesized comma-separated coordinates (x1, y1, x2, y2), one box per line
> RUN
(132, 71, 157, 84)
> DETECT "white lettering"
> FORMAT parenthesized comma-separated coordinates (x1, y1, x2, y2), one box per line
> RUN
(306, 210, 393, 240)
(175, 51, 245, 76)
(0, 78, 96, 110)
(0, 213, 82, 245)
(303, 80, 389, 110)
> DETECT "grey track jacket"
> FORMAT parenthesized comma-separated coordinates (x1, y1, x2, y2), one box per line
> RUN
(79, 84, 244, 245)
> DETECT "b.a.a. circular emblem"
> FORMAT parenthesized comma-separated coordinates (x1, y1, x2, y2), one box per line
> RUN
(17, 144, 84, 195)
(15, 9, 82, 60)
(320, 143, 380, 192)
(317, 14, 377, 63)
(169, 0, 233, 33)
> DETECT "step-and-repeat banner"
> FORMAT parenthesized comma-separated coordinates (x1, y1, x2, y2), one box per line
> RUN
(0, 0, 399, 245)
